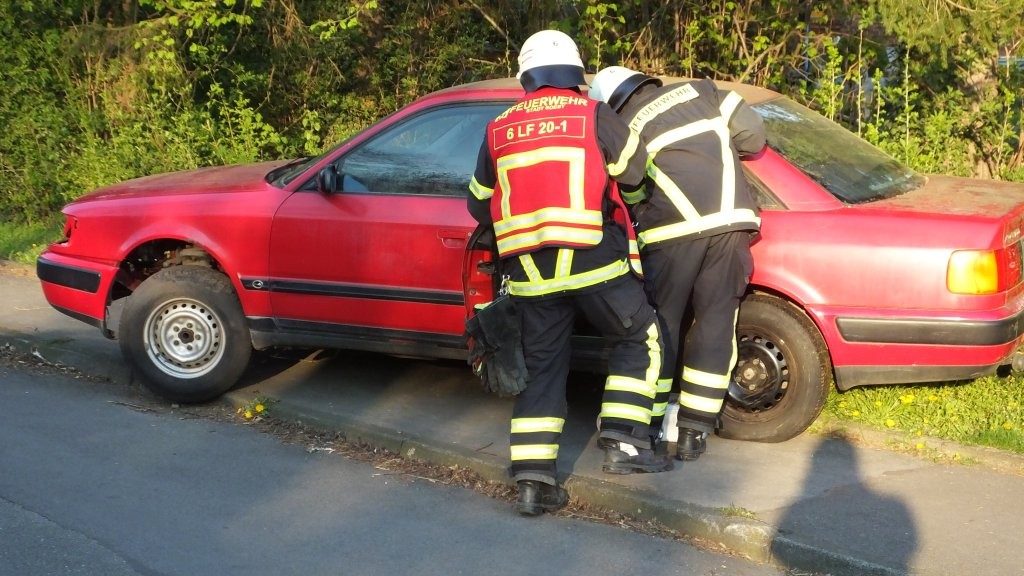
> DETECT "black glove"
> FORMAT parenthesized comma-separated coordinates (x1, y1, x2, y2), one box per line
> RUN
(465, 295, 528, 397)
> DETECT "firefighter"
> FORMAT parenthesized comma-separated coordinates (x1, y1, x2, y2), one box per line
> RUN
(588, 66, 767, 462)
(468, 31, 673, 517)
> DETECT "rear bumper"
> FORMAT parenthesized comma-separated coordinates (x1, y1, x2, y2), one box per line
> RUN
(827, 307, 1024, 389)
(36, 252, 119, 333)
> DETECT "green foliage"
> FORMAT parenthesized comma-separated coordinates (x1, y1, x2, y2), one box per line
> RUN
(0, 218, 62, 264)
(0, 0, 1021, 227)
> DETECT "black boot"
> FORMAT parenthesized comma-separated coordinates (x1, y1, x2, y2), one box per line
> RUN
(516, 480, 568, 516)
(676, 427, 707, 461)
(600, 438, 674, 474)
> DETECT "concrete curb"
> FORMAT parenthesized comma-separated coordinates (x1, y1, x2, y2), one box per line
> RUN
(227, 390, 909, 576)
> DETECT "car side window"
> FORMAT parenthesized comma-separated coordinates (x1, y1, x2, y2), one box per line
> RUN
(741, 167, 784, 210)
(337, 103, 510, 197)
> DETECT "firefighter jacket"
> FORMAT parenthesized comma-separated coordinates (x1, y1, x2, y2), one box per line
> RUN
(468, 87, 648, 298)
(617, 79, 767, 248)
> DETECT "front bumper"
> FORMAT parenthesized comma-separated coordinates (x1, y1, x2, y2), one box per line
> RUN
(36, 253, 120, 335)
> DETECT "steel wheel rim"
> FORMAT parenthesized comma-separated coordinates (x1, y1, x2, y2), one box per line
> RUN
(143, 297, 226, 378)
(727, 332, 789, 412)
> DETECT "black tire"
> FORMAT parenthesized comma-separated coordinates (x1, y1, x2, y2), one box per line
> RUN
(119, 266, 252, 403)
(717, 293, 832, 442)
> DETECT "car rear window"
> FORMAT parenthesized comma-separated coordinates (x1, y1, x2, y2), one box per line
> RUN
(754, 97, 925, 204)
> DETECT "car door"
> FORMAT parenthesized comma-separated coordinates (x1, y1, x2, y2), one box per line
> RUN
(267, 102, 510, 352)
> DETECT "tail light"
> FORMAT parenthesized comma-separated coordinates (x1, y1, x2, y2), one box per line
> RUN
(948, 243, 1022, 294)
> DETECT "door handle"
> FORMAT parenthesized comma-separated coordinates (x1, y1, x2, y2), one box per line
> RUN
(438, 229, 469, 249)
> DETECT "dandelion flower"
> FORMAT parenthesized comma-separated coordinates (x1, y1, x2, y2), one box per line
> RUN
(851, 410, 861, 417)
(839, 401, 847, 408)
(244, 410, 253, 419)
(885, 419, 896, 427)
(915, 443, 924, 450)
(1004, 422, 1014, 430)
(255, 404, 265, 413)
(874, 400, 882, 407)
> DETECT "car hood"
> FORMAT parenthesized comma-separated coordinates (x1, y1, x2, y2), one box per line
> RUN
(71, 160, 292, 203)
(874, 174, 1024, 218)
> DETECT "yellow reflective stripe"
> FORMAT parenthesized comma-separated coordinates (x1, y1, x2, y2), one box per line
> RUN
(620, 186, 648, 204)
(678, 391, 724, 415)
(644, 322, 661, 384)
(605, 376, 656, 399)
(555, 248, 573, 277)
(508, 259, 630, 297)
(497, 226, 603, 255)
(651, 401, 668, 418)
(494, 207, 604, 236)
(648, 163, 700, 220)
(510, 444, 559, 461)
(719, 91, 743, 120)
(638, 209, 760, 246)
(656, 378, 673, 395)
(682, 366, 731, 390)
(519, 254, 543, 283)
(600, 402, 652, 424)
(646, 117, 725, 154)
(511, 417, 565, 434)
(469, 176, 493, 200)
(628, 83, 700, 135)
(606, 130, 641, 177)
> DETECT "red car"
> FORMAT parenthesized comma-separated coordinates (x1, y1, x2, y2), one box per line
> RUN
(37, 77, 1024, 442)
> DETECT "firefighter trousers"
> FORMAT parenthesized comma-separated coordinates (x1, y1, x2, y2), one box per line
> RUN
(509, 275, 662, 485)
(642, 231, 754, 435)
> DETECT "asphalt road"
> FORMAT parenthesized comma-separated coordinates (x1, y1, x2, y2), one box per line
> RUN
(0, 359, 786, 576)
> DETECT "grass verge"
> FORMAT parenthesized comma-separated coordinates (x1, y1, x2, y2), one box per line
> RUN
(0, 218, 61, 264)
(821, 373, 1024, 455)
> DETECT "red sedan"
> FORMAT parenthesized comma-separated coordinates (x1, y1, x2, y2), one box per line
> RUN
(36, 77, 1024, 442)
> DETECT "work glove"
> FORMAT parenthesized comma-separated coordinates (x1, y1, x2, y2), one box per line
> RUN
(464, 295, 528, 397)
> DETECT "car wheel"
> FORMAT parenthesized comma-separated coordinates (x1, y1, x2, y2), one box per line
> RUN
(717, 293, 832, 442)
(119, 266, 252, 403)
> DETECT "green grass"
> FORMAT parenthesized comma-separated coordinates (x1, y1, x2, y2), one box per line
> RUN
(822, 373, 1024, 454)
(3, 219, 1022, 455)
(0, 218, 62, 264)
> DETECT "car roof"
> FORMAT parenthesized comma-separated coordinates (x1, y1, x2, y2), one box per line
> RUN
(427, 75, 782, 106)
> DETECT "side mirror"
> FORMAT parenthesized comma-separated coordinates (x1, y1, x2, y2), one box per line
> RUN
(317, 165, 339, 193)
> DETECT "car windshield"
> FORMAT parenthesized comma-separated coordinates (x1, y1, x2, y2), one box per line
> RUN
(753, 97, 925, 204)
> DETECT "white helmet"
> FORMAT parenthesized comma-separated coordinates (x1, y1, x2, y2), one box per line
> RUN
(589, 66, 662, 111)
(516, 29, 586, 93)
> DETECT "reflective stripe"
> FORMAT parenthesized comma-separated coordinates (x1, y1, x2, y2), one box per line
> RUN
(620, 185, 648, 204)
(678, 391, 724, 414)
(600, 402, 652, 424)
(510, 444, 559, 461)
(469, 176, 493, 200)
(719, 91, 743, 120)
(605, 376, 656, 399)
(497, 225, 603, 255)
(555, 248, 573, 278)
(638, 209, 760, 246)
(656, 378, 674, 395)
(495, 207, 604, 236)
(648, 163, 700, 220)
(628, 83, 700, 135)
(519, 254, 543, 283)
(508, 258, 630, 297)
(682, 366, 731, 390)
(644, 322, 661, 383)
(606, 130, 641, 177)
(651, 402, 667, 418)
(511, 417, 565, 434)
